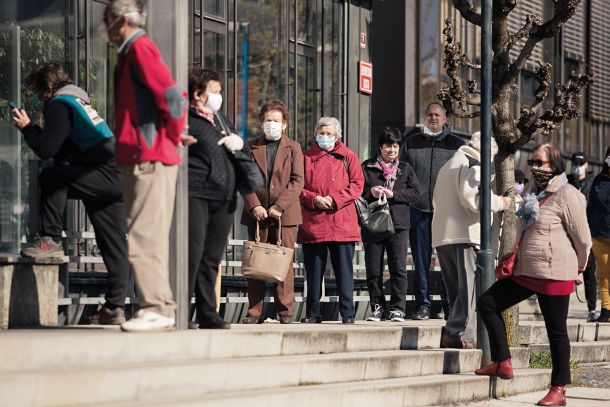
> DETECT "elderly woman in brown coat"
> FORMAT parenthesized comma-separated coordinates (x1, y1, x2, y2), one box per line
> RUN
(475, 143, 591, 407)
(241, 100, 304, 324)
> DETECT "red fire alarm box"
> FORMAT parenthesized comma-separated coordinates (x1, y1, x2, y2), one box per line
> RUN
(359, 61, 373, 94)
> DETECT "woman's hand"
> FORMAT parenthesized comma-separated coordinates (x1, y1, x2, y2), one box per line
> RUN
(370, 186, 383, 198)
(314, 195, 332, 210)
(268, 205, 282, 219)
(218, 133, 244, 152)
(12, 109, 31, 130)
(382, 188, 393, 199)
(251, 205, 268, 221)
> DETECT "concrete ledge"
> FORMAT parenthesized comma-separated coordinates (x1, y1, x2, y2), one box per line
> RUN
(0, 256, 61, 329)
(529, 341, 610, 364)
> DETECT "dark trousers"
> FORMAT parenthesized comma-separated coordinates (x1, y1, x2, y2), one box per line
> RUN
(188, 197, 234, 323)
(584, 254, 598, 312)
(364, 229, 409, 312)
(246, 225, 296, 318)
(302, 242, 355, 319)
(478, 278, 571, 386)
(39, 163, 129, 308)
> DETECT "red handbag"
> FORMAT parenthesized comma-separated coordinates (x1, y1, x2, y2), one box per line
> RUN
(495, 194, 553, 280)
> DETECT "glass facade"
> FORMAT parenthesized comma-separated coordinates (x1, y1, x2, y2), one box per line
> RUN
(1, 0, 609, 256)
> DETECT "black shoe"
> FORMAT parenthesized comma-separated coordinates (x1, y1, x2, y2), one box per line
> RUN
(301, 316, 323, 323)
(199, 317, 231, 329)
(412, 306, 430, 321)
(342, 317, 355, 324)
(89, 305, 126, 325)
(279, 316, 293, 324)
(433, 309, 448, 320)
(595, 308, 610, 323)
(242, 316, 263, 324)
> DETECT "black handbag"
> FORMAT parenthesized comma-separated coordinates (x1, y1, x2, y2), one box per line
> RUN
(215, 112, 264, 196)
(355, 194, 395, 239)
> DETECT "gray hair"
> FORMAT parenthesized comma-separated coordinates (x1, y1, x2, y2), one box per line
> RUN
(469, 131, 498, 156)
(315, 117, 342, 138)
(108, 0, 147, 28)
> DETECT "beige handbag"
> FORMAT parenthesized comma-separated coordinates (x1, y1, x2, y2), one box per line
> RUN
(242, 218, 293, 283)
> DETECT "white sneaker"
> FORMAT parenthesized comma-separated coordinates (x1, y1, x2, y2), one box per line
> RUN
(366, 304, 385, 322)
(120, 310, 175, 332)
(389, 310, 405, 322)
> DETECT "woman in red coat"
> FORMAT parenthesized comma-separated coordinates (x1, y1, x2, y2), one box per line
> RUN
(298, 117, 364, 324)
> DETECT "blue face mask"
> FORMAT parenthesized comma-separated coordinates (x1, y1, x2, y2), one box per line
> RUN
(316, 135, 335, 150)
(31, 94, 44, 111)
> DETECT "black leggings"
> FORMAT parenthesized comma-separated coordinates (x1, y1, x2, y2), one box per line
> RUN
(477, 278, 571, 386)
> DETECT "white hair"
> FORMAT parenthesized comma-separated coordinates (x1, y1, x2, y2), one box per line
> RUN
(315, 117, 342, 138)
(108, 0, 147, 28)
(469, 131, 498, 156)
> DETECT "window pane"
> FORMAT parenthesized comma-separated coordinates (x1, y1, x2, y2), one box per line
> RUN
(0, 0, 66, 252)
(420, 0, 440, 117)
(204, 0, 224, 18)
(203, 30, 225, 72)
(235, 0, 283, 140)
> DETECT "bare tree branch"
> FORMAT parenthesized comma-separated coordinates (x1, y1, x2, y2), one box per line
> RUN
(451, 0, 482, 26)
(437, 19, 481, 118)
(505, 14, 541, 54)
(516, 70, 595, 145)
(510, 0, 581, 74)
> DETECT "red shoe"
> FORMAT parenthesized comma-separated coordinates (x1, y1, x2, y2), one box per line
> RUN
(474, 358, 513, 380)
(537, 386, 566, 406)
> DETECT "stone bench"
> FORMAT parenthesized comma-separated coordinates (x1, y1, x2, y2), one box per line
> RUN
(0, 254, 64, 329)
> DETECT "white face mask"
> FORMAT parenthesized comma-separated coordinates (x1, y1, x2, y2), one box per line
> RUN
(263, 121, 283, 141)
(205, 92, 223, 112)
(605, 157, 610, 167)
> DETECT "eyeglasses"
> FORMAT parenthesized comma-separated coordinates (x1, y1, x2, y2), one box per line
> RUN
(527, 159, 550, 167)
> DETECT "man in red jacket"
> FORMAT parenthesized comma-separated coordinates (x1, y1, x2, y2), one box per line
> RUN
(104, 0, 189, 331)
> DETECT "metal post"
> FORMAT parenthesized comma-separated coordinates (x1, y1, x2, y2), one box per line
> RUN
(240, 23, 250, 138)
(476, 0, 494, 366)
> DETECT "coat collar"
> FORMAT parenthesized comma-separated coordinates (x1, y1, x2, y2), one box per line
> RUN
(309, 140, 349, 161)
(250, 135, 290, 181)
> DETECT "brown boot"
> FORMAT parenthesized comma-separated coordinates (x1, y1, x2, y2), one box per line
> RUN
(474, 358, 513, 380)
(536, 386, 566, 406)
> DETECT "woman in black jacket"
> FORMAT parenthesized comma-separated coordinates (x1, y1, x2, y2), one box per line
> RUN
(362, 127, 420, 322)
(587, 146, 610, 322)
(187, 68, 247, 329)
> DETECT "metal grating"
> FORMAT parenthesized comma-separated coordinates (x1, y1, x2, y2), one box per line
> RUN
(589, 0, 610, 122)
(563, 0, 585, 59)
(507, 0, 545, 69)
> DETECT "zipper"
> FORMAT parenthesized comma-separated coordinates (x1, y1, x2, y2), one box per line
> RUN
(429, 138, 435, 210)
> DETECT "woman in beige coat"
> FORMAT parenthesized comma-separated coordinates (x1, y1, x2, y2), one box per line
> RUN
(475, 143, 592, 407)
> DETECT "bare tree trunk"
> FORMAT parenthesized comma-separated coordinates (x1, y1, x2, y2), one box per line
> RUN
(494, 149, 520, 346)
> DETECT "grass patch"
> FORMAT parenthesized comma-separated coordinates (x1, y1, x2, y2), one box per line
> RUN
(529, 351, 580, 372)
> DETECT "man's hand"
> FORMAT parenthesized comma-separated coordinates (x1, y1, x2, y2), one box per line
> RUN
(501, 196, 512, 211)
(251, 205, 268, 221)
(268, 205, 283, 219)
(12, 109, 31, 130)
(314, 195, 332, 210)
(218, 133, 244, 153)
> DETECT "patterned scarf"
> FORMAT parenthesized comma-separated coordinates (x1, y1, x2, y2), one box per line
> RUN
(377, 154, 398, 189)
(192, 103, 215, 125)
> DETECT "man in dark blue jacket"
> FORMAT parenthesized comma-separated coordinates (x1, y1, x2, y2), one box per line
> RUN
(399, 102, 464, 320)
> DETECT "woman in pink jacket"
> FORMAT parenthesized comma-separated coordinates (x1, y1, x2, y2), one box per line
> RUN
(298, 117, 364, 324)
(475, 143, 592, 407)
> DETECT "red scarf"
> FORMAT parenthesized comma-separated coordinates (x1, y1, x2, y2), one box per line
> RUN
(378, 155, 398, 189)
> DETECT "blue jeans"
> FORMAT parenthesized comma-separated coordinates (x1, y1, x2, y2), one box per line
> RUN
(303, 242, 356, 319)
(409, 206, 433, 310)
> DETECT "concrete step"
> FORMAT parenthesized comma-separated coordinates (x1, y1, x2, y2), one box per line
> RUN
(0, 324, 447, 372)
(95, 369, 552, 407)
(0, 348, 486, 406)
(529, 341, 610, 364)
(519, 321, 610, 344)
